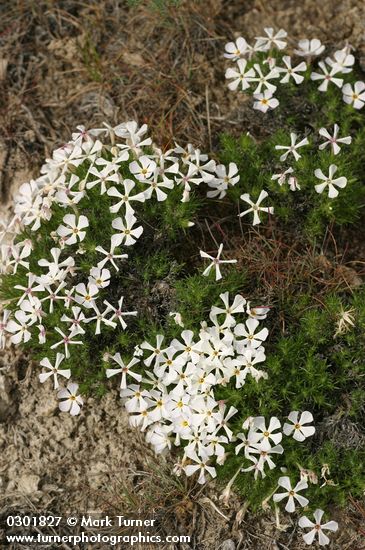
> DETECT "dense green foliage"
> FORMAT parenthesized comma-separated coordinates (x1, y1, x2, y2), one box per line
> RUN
(0, 165, 202, 396)
(202, 55, 365, 510)
(216, 65, 365, 237)
(216, 289, 365, 510)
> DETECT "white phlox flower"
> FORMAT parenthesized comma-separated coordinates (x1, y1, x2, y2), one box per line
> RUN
(74, 283, 99, 309)
(106, 353, 142, 390)
(250, 416, 282, 451)
(85, 302, 117, 335)
(310, 61, 343, 92)
(239, 190, 274, 225)
(111, 211, 144, 247)
(39, 353, 71, 389)
(314, 164, 347, 198)
(278, 56, 307, 84)
(326, 46, 355, 74)
(129, 155, 157, 182)
(95, 243, 128, 271)
(318, 124, 352, 155)
(210, 292, 246, 327)
(294, 38, 325, 57)
(56, 214, 89, 245)
(254, 28, 287, 51)
(183, 450, 217, 485)
(200, 243, 237, 281)
(14, 272, 44, 306)
(246, 302, 270, 320)
(275, 132, 309, 161)
(224, 37, 251, 60)
(225, 59, 255, 91)
(86, 164, 120, 195)
(103, 296, 137, 330)
(299, 509, 338, 546)
(283, 411, 316, 441)
(253, 90, 279, 113)
(51, 327, 83, 358)
(58, 382, 83, 416)
(207, 163, 240, 199)
(342, 81, 365, 109)
(107, 179, 146, 214)
(88, 267, 111, 289)
(273, 476, 309, 512)
(6, 310, 35, 344)
(251, 63, 279, 94)
(61, 306, 86, 335)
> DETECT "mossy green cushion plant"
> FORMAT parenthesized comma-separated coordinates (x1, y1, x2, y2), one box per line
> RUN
(212, 28, 365, 544)
(1, 27, 365, 547)
(0, 124, 209, 396)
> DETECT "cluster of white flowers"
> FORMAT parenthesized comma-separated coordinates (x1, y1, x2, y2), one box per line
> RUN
(114, 291, 274, 484)
(204, 162, 275, 228)
(234, 412, 340, 545)
(207, 177, 276, 228)
(272, 125, 351, 197)
(0, 121, 238, 409)
(235, 411, 315, 481)
(203, 32, 358, 231)
(224, 28, 365, 112)
(206, 161, 240, 199)
(206, 176, 275, 227)
(275, 476, 339, 545)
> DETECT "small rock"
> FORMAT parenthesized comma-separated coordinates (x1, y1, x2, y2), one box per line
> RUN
(17, 474, 40, 495)
(35, 394, 57, 417)
(219, 540, 235, 550)
(61, 437, 74, 450)
(0, 58, 8, 80)
(121, 51, 145, 67)
(0, 374, 17, 422)
(0, 374, 11, 400)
